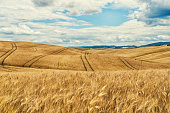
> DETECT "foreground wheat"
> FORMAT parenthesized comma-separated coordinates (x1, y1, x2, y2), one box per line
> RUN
(0, 70, 169, 113)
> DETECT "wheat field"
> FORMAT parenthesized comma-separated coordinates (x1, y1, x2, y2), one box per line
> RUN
(0, 69, 169, 113)
(0, 41, 170, 113)
(0, 41, 170, 71)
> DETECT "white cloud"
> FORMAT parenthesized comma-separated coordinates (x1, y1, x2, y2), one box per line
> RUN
(128, 0, 170, 25)
(33, 38, 63, 43)
(0, 24, 40, 35)
(1, 19, 169, 46)
(31, 0, 114, 16)
(157, 35, 170, 40)
(0, 0, 170, 46)
(112, 0, 140, 9)
(0, 37, 12, 41)
(110, 0, 170, 25)
(23, 19, 169, 46)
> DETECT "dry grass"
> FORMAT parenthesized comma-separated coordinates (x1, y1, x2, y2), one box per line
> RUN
(0, 69, 169, 113)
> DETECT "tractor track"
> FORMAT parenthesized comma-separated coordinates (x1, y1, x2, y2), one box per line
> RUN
(120, 57, 137, 70)
(81, 55, 87, 71)
(85, 53, 94, 71)
(23, 48, 67, 67)
(0, 42, 17, 65)
(132, 48, 170, 59)
(81, 53, 94, 71)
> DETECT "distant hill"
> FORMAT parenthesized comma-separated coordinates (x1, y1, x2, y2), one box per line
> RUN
(70, 42, 170, 49)
(70, 45, 137, 49)
(140, 42, 170, 47)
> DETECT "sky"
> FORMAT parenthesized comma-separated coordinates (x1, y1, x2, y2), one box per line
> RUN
(0, 0, 170, 47)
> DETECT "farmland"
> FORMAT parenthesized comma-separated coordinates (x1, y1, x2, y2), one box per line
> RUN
(0, 41, 169, 113)
(0, 41, 170, 71)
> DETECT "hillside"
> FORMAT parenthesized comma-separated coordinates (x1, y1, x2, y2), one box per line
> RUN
(0, 41, 170, 72)
(87, 46, 170, 65)
(0, 41, 85, 71)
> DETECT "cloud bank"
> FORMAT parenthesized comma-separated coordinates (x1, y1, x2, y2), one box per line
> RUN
(0, 0, 169, 46)
(128, 0, 170, 25)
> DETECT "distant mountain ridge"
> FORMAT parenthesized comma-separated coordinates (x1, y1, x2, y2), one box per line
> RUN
(70, 42, 170, 48)
(140, 42, 170, 47)
(70, 45, 137, 49)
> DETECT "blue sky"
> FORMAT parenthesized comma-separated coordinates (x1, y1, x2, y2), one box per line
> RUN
(73, 8, 130, 27)
(0, 0, 170, 46)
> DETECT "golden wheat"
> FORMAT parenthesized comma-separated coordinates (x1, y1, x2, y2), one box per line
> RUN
(0, 69, 169, 113)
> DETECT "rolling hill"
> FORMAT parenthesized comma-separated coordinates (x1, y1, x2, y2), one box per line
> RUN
(0, 41, 169, 72)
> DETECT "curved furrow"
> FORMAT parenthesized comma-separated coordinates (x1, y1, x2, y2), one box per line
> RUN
(80, 55, 87, 71)
(0, 42, 17, 65)
(22, 55, 44, 67)
(120, 57, 137, 70)
(23, 48, 67, 68)
(81, 53, 94, 71)
(0, 43, 14, 58)
(85, 53, 94, 71)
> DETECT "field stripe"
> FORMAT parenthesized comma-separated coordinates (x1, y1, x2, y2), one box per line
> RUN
(22, 55, 43, 67)
(80, 56, 87, 71)
(0, 44, 13, 58)
(81, 53, 94, 71)
(85, 53, 94, 71)
(0, 42, 16, 58)
(132, 48, 170, 58)
(23, 48, 67, 67)
(0, 42, 17, 65)
(120, 57, 137, 70)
